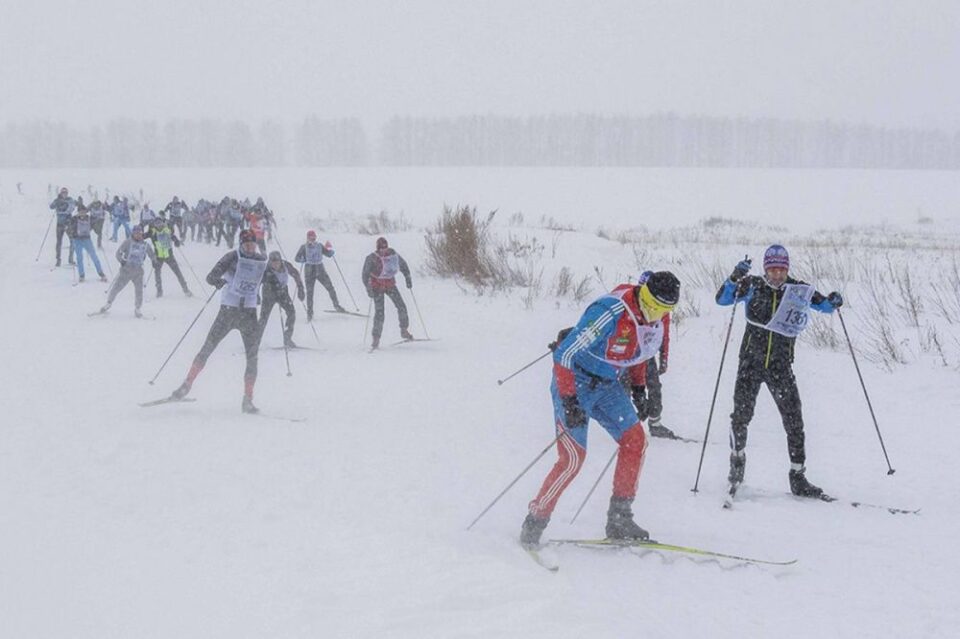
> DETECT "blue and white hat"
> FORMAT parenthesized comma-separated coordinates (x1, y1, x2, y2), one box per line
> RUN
(763, 244, 789, 270)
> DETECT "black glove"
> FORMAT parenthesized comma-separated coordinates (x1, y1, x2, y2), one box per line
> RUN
(173, 237, 181, 247)
(406, 279, 412, 289)
(630, 385, 648, 420)
(297, 288, 305, 301)
(730, 258, 752, 283)
(658, 356, 668, 375)
(548, 327, 574, 352)
(828, 291, 844, 308)
(561, 394, 588, 429)
(214, 279, 227, 290)
(366, 288, 375, 298)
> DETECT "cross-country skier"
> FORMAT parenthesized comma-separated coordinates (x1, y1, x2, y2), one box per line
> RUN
(88, 199, 107, 249)
(361, 237, 413, 349)
(243, 208, 267, 253)
(520, 271, 681, 548)
(109, 196, 131, 242)
(628, 270, 678, 439)
(716, 245, 843, 498)
(161, 196, 189, 239)
(259, 251, 305, 348)
(49, 187, 76, 266)
(67, 206, 107, 282)
(170, 229, 268, 413)
(295, 230, 344, 319)
(100, 225, 156, 317)
(145, 217, 192, 298)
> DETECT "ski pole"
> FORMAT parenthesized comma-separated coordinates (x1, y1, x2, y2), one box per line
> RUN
(147, 288, 217, 385)
(409, 288, 430, 339)
(331, 255, 360, 311)
(570, 447, 618, 524)
(837, 308, 895, 475)
(279, 307, 292, 377)
(175, 245, 208, 296)
(35, 213, 55, 262)
(467, 431, 566, 531)
(691, 300, 739, 493)
(497, 350, 552, 386)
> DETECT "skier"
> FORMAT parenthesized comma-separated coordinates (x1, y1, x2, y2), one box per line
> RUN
(67, 205, 107, 282)
(109, 196, 132, 241)
(243, 208, 267, 253)
(145, 217, 192, 298)
(49, 187, 76, 266)
(140, 203, 158, 226)
(717, 245, 843, 498)
(361, 237, 413, 349)
(259, 251, 305, 348)
(88, 199, 107, 249)
(99, 225, 156, 316)
(161, 196, 188, 240)
(628, 270, 678, 439)
(295, 230, 344, 319)
(520, 271, 681, 548)
(169, 230, 268, 413)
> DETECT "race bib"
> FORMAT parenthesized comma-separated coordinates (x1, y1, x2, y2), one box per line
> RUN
(750, 283, 814, 338)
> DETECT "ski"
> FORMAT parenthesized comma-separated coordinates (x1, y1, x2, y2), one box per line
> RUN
(824, 494, 920, 515)
(139, 397, 197, 408)
(522, 545, 559, 572)
(323, 309, 367, 318)
(390, 337, 439, 347)
(87, 310, 108, 317)
(651, 431, 700, 444)
(549, 538, 797, 566)
(269, 345, 321, 352)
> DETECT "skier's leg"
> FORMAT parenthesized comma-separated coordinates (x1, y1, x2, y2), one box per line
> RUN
(74, 240, 86, 278)
(727, 358, 763, 484)
(258, 295, 275, 337)
(133, 268, 144, 310)
(280, 294, 296, 343)
(305, 266, 317, 319)
(154, 258, 164, 295)
(767, 365, 806, 466)
(317, 266, 341, 308)
(527, 380, 588, 520)
(167, 255, 189, 291)
(372, 291, 386, 342)
(386, 286, 409, 330)
(106, 268, 132, 305)
(645, 357, 663, 420)
(238, 308, 261, 400)
(86, 239, 104, 276)
(181, 307, 234, 390)
(55, 224, 65, 264)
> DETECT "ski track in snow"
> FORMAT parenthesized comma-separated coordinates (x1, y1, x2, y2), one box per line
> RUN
(1, 169, 959, 638)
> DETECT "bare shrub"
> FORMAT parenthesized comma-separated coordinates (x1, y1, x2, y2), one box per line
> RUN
(553, 266, 573, 297)
(572, 276, 593, 303)
(508, 211, 525, 227)
(424, 205, 498, 284)
(357, 210, 412, 235)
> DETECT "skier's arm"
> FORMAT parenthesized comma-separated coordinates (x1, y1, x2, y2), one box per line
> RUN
(552, 301, 617, 396)
(206, 251, 238, 286)
(659, 313, 671, 373)
(286, 261, 305, 295)
(116, 239, 130, 264)
(809, 289, 841, 314)
(146, 243, 156, 264)
(716, 277, 752, 306)
(398, 254, 412, 287)
(361, 255, 375, 294)
(322, 242, 335, 258)
(294, 245, 306, 263)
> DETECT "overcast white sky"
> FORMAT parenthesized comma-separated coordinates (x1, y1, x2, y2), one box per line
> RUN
(2, 0, 958, 131)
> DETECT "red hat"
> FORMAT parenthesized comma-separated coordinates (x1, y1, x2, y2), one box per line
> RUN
(307, 229, 317, 239)
(376, 237, 388, 249)
(239, 229, 257, 244)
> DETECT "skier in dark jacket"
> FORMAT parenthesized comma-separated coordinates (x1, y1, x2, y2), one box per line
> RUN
(259, 251, 305, 348)
(49, 187, 76, 266)
(361, 237, 413, 349)
(145, 217, 192, 298)
(295, 230, 344, 319)
(170, 230, 268, 413)
(67, 206, 107, 282)
(716, 244, 843, 498)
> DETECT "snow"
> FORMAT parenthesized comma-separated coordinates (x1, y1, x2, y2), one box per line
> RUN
(1, 168, 958, 638)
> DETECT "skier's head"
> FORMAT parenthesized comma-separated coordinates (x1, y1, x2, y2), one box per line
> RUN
(59, 187, 68, 196)
(268, 250, 283, 270)
(238, 229, 258, 255)
(306, 230, 317, 243)
(637, 271, 680, 322)
(376, 237, 389, 253)
(763, 244, 789, 288)
(132, 225, 144, 238)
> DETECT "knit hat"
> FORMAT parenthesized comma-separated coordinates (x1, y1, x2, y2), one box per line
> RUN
(763, 245, 790, 270)
(645, 271, 681, 306)
(239, 229, 257, 244)
(268, 251, 282, 261)
(376, 237, 388, 249)
(306, 230, 317, 239)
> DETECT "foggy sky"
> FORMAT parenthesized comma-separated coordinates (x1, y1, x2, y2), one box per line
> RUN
(2, 0, 958, 131)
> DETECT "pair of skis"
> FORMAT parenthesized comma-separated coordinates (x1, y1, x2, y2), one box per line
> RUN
(369, 337, 439, 353)
(138, 396, 305, 423)
(524, 537, 797, 572)
(723, 483, 919, 515)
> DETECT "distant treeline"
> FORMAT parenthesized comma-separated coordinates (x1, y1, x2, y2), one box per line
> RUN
(2, 114, 958, 169)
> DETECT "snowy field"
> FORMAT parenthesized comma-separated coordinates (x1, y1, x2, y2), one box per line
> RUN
(1, 167, 958, 638)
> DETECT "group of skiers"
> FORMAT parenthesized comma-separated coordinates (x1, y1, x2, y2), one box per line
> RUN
(519, 244, 844, 548)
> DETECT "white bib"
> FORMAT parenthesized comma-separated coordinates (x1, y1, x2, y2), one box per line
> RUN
(747, 283, 813, 338)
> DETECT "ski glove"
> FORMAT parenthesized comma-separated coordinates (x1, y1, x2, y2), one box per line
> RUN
(366, 287, 375, 298)
(297, 287, 305, 301)
(548, 327, 574, 352)
(406, 279, 413, 289)
(828, 292, 844, 308)
(214, 279, 227, 290)
(658, 356, 668, 375)
(730, 258, 752, 282)
(561, 394, 588, 429)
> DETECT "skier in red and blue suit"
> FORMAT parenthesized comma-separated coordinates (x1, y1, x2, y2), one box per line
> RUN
(520, 271, 681, 548)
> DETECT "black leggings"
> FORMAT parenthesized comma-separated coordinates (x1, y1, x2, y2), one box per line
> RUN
(729, 360, 806, 465)
(190, 306, 262, 392)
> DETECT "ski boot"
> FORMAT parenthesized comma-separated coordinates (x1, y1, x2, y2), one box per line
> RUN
(371, 336, 380, 350)
(647, 416, 677, 439)
(334, 304, 346, 313)
(241, 396, 259, 414)
(520, 513, 550, 549)
(183, 289, 194, 298)
(78, 275, 85, 283)
(400, 328, 414, 340)
(170, 381, 191, 400)
(307, 311, 314, 322)
(98, 272, 108, 282)
(99, 303, 111, 314)
(134, 308, 143, 319)
(56, 258, 61, 267)
(728, 450, 746, 486)
(605, 496, 649, 541)
(789, 466, 823, 498)
(284, 338, 297, 349)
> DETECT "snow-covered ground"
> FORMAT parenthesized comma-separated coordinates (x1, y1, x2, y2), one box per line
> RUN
(1, 168, 958, 638)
